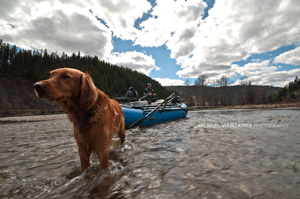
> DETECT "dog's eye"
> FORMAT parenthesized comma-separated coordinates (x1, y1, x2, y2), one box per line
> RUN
(62, 74, 70, 79)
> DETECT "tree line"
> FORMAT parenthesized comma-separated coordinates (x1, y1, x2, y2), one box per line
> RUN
(179, 75, 291, 107)
(0, 40, 170, 98)
(267, 76, 300, 103)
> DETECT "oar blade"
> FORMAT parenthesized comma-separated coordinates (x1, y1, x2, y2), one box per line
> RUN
(128, 117, 146, 129)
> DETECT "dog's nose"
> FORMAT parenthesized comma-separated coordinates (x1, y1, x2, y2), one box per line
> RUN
(33, 82, 46, 91)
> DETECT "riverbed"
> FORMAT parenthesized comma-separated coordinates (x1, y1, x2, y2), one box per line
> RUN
(0, 109, 300, 199)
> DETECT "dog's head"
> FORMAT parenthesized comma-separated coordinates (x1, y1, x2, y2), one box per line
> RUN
(33, 68, 97, 107)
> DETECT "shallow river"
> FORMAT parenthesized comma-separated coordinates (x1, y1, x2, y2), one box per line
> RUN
(0, 109, 300, 199)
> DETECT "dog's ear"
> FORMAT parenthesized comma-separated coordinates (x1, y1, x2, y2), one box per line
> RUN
(79, 73, 97, 109)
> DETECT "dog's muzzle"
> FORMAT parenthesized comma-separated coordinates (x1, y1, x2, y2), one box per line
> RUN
(33, 82, 46, 97)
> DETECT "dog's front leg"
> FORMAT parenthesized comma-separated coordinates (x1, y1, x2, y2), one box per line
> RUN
(74, 127, 92, 172)
(75, 134, 91, 172)
(97, 148, 110, 169)
(77, 144, 91, 172)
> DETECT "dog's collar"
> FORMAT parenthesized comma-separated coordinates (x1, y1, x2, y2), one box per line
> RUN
(77, 92, 100, 132)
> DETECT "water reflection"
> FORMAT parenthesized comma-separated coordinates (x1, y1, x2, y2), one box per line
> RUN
(0, 109, 300, 198)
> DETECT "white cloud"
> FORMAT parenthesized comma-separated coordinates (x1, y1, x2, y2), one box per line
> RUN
(107, 51, 159, 75)
(0, 0, 113, 59)
(237, 69, 300, 87)
(274, 46, 300, 66)
(170, 0, 300, 78)
(233, 60, 278, 77)
(1, 0, 300, 87)
(134, 0, 207, 47)
(154, 78, 185, 86)
(0, 0, 160, 75)
(91, 0, 151, 40)
(233, 60, 300, 87)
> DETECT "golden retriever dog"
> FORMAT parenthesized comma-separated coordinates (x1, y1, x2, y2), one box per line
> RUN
(33, 68, 125, 171)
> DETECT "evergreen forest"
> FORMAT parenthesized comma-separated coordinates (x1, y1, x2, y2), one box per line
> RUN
(268, 76, 300, 103)
(0, 40, 170, 98)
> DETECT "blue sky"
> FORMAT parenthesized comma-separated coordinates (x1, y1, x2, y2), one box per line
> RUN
(112, 38, 181, 80)
(1, 0, 300, 87)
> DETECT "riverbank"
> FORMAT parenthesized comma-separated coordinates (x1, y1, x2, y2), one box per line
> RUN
(190, 102, 300, 110)
(0, 109, 63, 118)
(0, 74, 61, 118)
(0, 114, 67, 124)
(1, 102, 299, 119)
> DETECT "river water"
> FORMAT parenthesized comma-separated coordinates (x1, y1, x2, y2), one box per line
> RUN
(0, 109, 300, 199)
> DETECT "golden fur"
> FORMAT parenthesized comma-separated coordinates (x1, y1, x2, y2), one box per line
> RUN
(33, 68, 125, 171)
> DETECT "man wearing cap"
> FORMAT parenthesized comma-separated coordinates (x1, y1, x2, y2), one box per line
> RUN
(144, 83, 156, 104)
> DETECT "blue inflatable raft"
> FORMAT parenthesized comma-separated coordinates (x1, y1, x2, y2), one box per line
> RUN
(120, 100, 188, 128)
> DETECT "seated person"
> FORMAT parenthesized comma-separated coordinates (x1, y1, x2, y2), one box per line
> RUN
(126, 87, 138, 99)
(144, 83, 156, 104)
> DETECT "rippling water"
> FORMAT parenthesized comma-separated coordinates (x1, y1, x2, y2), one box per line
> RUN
(1, 109, 300, 199)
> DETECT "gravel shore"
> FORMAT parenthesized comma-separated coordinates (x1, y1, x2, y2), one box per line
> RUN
(0, 114, 67, 123)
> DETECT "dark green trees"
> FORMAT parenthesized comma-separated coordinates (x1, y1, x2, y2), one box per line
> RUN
(0, 41, 170, 98)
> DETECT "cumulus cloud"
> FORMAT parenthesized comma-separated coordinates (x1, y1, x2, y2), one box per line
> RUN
(233, 60, 278, 77)
(233, 60, 300, 87)
(0, 0, 113, 59)
(1, 0, 300, 86)
(0, 0, 158, 75)
(170, 0, 300, 79)
(107, 51, 159, 75)
(274, 46, 300, 66)
(134, 0, 207, 47)
(91, 0, 151, 40)
(154, 78, 185, 86)
(238, 68, 300, 87)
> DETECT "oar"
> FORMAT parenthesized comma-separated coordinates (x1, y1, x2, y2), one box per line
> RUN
(128, 93, 176, 129)
(138, 96, 146, 101)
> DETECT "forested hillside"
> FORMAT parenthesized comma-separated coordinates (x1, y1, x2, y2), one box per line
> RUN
(0, 40, 172, 116)
(268, 76, 300, 103)
(0, 40, 170, 98)
(167, 85, 280, 106)
(167, 77, 300, 107)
